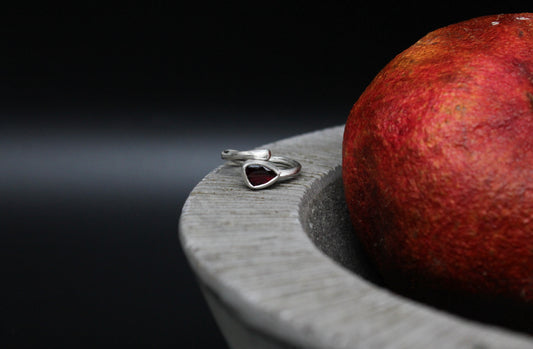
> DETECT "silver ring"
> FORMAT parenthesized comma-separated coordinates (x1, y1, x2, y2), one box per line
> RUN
(222, 149, 302, 190)
(242, 156, 302, 190)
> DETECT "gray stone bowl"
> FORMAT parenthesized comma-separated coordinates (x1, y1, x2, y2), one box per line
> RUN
(179, 126, 533, 349)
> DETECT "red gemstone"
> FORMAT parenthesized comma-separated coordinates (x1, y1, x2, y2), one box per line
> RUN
(245, 164, 276, 186)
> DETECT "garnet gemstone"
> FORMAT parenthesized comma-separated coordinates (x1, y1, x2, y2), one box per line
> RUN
(245, 164, 276, 186)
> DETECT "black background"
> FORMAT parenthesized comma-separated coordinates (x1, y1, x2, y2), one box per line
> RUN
(1, 2, 531, 348)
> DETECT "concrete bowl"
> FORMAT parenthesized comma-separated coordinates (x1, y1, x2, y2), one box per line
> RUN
(179, 126, 533, 349)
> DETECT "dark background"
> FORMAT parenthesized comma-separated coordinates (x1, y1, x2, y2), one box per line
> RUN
(1, 2, 530, 348)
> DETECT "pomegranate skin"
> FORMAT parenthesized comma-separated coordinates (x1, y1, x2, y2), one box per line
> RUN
(343, 13, 533, 305)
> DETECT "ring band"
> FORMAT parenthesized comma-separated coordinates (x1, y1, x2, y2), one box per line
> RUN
(221, 149, 271, 163)
(242, 156, 302, 190)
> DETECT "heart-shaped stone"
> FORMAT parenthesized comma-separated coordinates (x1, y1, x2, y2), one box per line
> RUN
(245, 164, 277, 187)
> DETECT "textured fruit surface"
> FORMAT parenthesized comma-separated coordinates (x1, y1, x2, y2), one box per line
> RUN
(343, 13, 533, 304)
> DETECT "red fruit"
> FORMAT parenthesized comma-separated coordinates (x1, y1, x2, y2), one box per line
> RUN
(343, 14, 533, 305)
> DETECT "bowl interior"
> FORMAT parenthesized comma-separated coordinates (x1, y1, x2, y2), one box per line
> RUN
(304, 174, 533, 337)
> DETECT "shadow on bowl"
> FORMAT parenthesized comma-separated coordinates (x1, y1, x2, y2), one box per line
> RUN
(303, 173, 533, 337)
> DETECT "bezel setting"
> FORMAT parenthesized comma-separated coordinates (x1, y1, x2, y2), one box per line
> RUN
(242, 160, 281, 190)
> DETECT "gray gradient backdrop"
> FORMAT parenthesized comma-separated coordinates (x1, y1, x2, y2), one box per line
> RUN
(2, 3, 530, 348)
